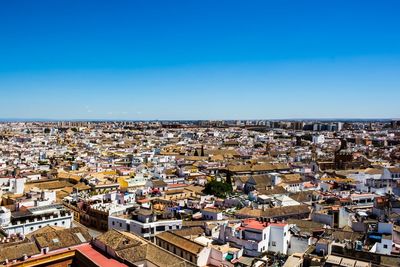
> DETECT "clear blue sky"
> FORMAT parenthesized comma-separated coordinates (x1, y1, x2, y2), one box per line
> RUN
(0, 0, 399, 120)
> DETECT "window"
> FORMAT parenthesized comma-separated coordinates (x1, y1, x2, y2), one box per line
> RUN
(30, 227, 34, 231)
(384, 244, 388, 249)
(112, 221, 115, 226)
(272, 241, 276, 247)
(156, 225, 166, 231)
(120, 223, 122, 227)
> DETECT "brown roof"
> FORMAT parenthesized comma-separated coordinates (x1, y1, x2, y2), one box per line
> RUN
(166, 169, 178, 175)
(73, 182, 91, 190)
(26, 225, 65, 237)
(228, 163, 290, 173)
(388, 167, 400, 173)
(118, 243, 196, 267)
(325, 229, 364, 242)
(95, 229, 144, 251)
(287, 219, 324, 233)
(250, 174, 273, 186)
(57, 172, 81, 182)
(172, 227, 205, 238)
(27, 180, 73, 190)
(135, 208, 153, 216)
(365, 168, 384, 175)
(0, 240, 40, 263)
(235, 208, 264, 218)
(184, 185, 205, 195)
(207, 149, 239, 156)
(151, 180, 168, 188)
(236, 205, 310, 219)
(31, 227, 92, 251)
(156, 231, 204, 255)
(256, 163, 290, 171)
(96, 229, 195, 267)
(165, 189, 185, 195)
(56, 190, 70, 200)
(289, 191, 316, 203)
(227, 164, 251, 172)
(257, 186, 288, 195)
(281, 173, 302, 182)
(233, 175, 250, 183)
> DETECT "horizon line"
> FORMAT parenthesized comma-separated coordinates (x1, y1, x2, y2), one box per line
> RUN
(0, 117, 399, 122)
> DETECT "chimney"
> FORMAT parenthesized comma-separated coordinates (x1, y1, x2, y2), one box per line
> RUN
(42, 247, 49, 254)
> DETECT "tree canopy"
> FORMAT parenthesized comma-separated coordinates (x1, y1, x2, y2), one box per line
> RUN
(203, 179, 232, 198)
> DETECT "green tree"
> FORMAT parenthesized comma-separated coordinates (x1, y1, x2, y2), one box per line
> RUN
(203, 179, 232, 198)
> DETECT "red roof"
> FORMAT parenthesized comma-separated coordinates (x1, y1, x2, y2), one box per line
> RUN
(76, 244, 128, 267)
(303, 182, 315, 188)
(238, 218, 287, 231)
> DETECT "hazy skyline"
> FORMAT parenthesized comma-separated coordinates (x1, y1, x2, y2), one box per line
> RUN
(1, 0, 400, 120)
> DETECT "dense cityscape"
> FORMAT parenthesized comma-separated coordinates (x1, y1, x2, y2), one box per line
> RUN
(0, 120, 399, 266)
(2, 0, 400, 266)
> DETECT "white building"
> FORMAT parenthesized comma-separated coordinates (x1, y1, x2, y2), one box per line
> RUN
(312, 135, 325, 144)
(23, 172, 42, 182)
(0, 177, 25, 195)
(0, 159, 6, 170)
(201, 208, 224, 220)
(16, 190, 57, 208)
(369, 222, 394, 255)
(218, 218, 291, 256)
(108, 211, 183, 240)
(0, 204, 73, 236)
